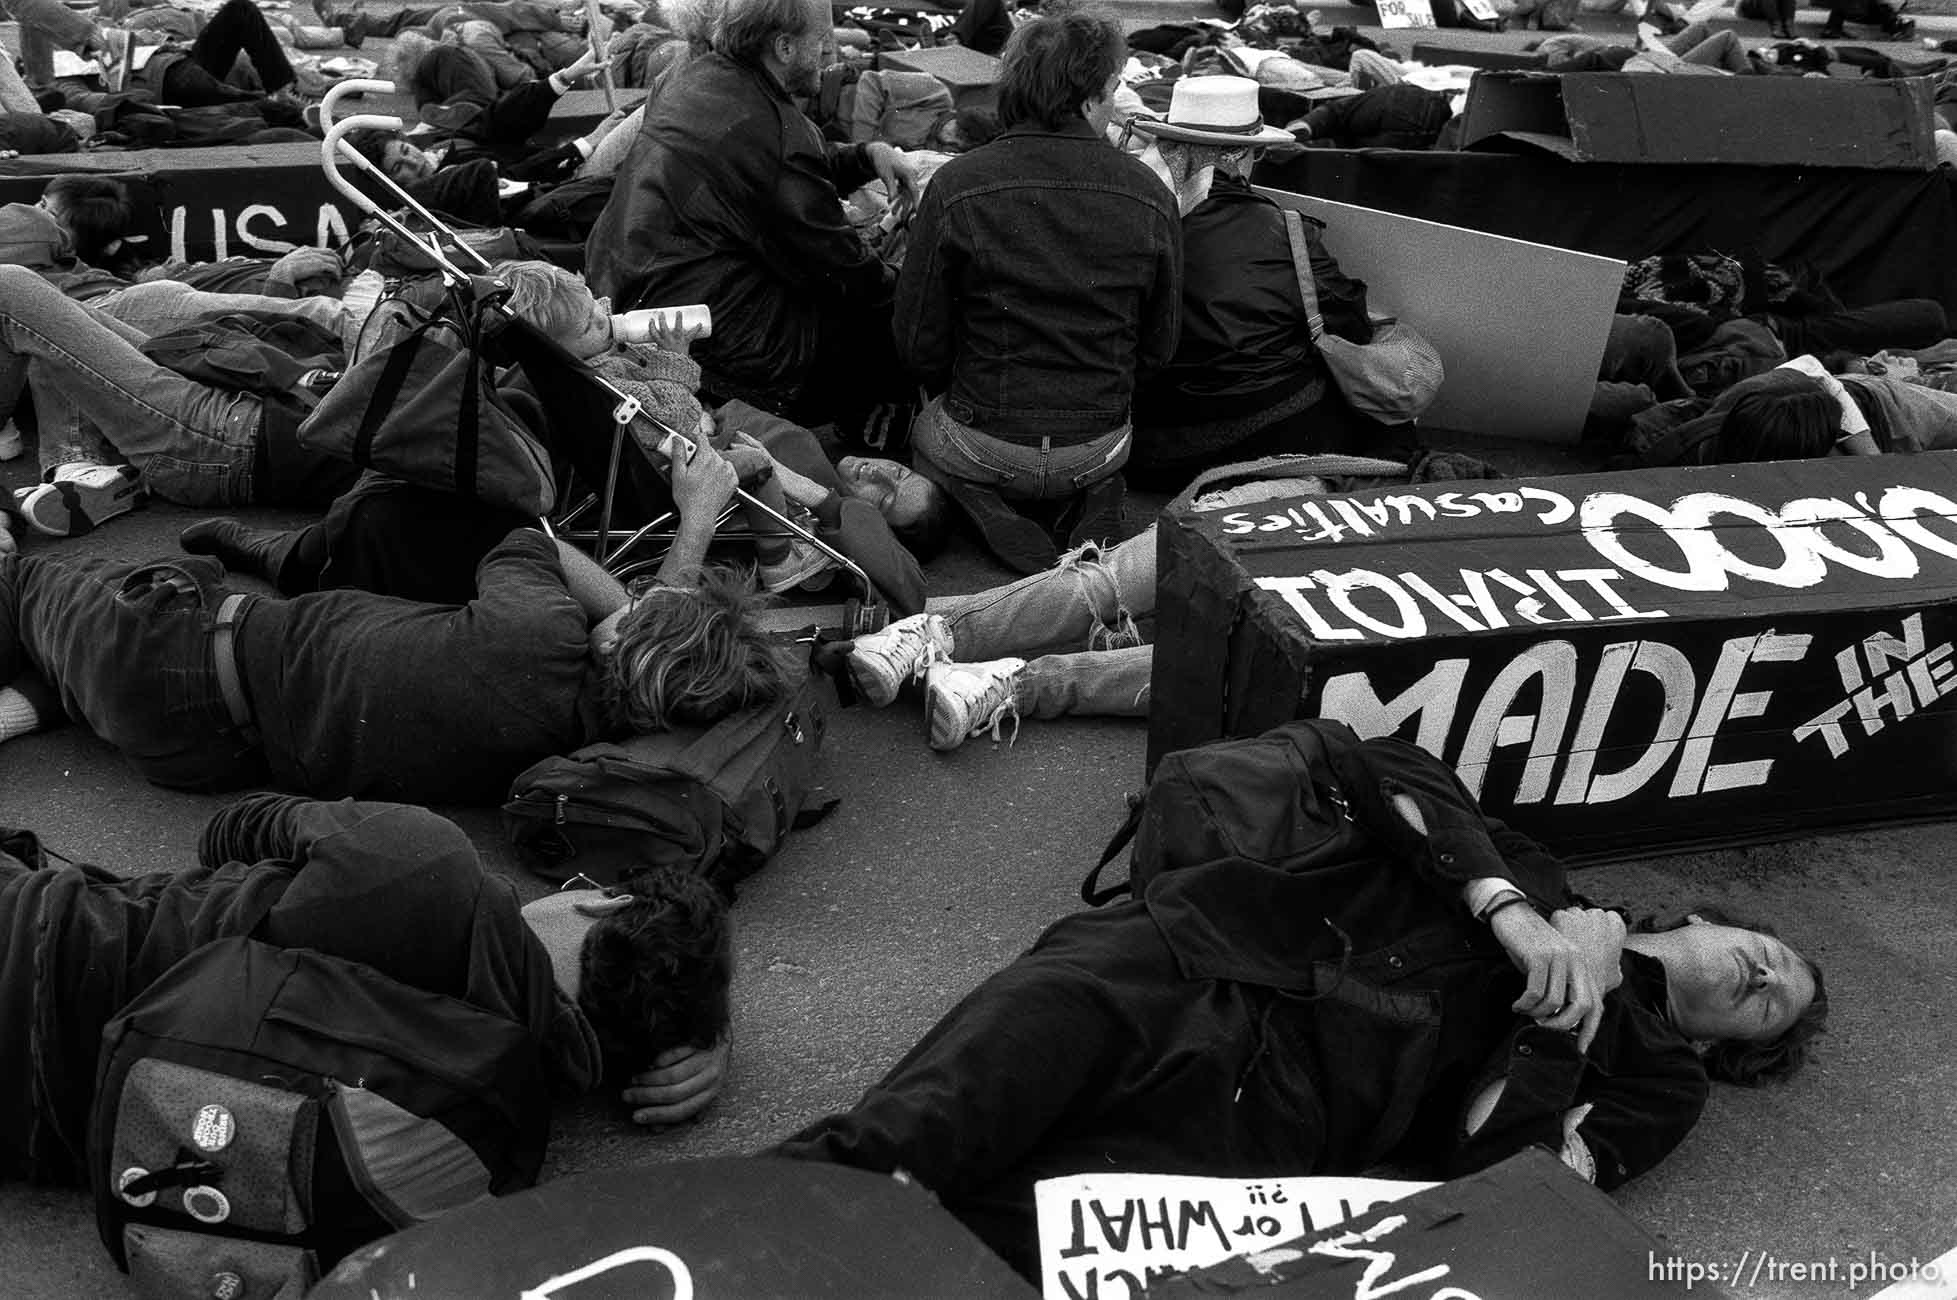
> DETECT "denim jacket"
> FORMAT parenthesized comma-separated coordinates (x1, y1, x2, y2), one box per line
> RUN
(894, 119, 1182, 445)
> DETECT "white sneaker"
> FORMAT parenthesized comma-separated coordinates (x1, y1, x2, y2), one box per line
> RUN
(925, 657, 1025, 751)
(848, 612, 953, 707)
(13, 461, 143, 536)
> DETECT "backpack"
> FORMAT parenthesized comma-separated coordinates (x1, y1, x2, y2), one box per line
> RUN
(140, 312, 342, 408)
(503, 667, 839, 893)
(1080, 718, 1369, 905)
(91, 937, 556, 1300)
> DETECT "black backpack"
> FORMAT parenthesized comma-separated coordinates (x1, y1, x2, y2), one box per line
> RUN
(1081, 718, 1369, 905)
(91, 937, 555, 1299)
(503, 667, 838, 893)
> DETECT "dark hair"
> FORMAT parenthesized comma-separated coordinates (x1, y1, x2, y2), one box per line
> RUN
(926, 106, 1003, 152)
(1632, 905, 1829, 1086)
(41, 175, 134, 266)
(598, 564, 787, 735)
(996, 8, 1125, 131)
(342, 125, 399, 173)
(1712, 372, 1839, 464)
(712, 0, 813, 65)
(577, 868, 734, 1079)
(889, 475, 952, 561)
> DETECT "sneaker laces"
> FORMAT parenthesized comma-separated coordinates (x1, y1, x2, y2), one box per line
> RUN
(977, 693, 1020, 746)
(955, 664, 1021, 746)
(882, 619, 948, 685)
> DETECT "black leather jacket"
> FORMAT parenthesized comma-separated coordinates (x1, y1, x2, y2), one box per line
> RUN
(585, 53, 890, 403)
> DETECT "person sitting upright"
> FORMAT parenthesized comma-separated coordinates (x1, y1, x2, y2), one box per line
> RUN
(1126, 77, 1398, 489)
(585, 0, 919, 426)
(898, 6, 1181, 573)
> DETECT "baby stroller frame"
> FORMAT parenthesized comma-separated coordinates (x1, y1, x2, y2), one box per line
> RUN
(315, 80, 880, 602)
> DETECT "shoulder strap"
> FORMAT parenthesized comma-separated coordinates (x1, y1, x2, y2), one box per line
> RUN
(1079, 795, 1145, 906)
(1281, 208, 1327, 344)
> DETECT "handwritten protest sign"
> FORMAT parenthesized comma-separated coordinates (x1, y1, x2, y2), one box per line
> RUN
(1151, 456, 1957, 861)
(1034, 1172, 1432, 1299)
(1377, 0, 1438, 28)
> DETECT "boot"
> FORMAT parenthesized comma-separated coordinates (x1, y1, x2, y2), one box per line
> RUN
(180, 517, 300, 586)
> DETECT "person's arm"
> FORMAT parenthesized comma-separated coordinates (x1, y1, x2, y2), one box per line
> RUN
(653, 436, 737, 585)
(553, 536, 631, 622)
(892, 181, 953, 387)
(586, 437, 739, 657)
(196, 794, 405, 872)
(474, 47, 600, 148)
(1136, 198, 1182, 370)
(1449, 998, 1709, 1190)
(747, 130, 892, 305)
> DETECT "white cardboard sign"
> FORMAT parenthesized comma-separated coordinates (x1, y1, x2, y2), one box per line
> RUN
(1035, 1172, 1433, 1299)
(1257, 188, 1626, 443)
(1378, 0, 1439, 28)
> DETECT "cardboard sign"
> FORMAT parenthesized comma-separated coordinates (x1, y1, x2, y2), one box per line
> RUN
(1146, 1151, 1715, 1299)
(1459, 0, 1502, 19)
(1034, 1174, 1431, 1300)
(0, 144, 362, 263)
(311, 1158, 1037, 1299)
(1150, 455, 1957, 861)
(1256, 188, 1623, 444)
(1376, 0, 1437, 27)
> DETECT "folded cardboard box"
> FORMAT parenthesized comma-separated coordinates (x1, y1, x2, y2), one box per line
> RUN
(1456, 70, 1936, 169)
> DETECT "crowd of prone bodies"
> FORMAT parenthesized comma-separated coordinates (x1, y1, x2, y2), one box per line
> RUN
(0, 0, 1849, 1280)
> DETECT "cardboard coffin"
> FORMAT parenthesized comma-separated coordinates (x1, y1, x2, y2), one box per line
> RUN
(879, 45, 1003, 110)
(1151, 454, 1957, 862)
(1455, 70, 1937, 169)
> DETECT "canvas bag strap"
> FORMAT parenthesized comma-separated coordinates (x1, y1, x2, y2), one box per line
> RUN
(1282, 209, 1328, 345)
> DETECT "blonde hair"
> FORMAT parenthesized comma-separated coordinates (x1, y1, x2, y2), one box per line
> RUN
(492, 258, 599, 337)
(599, 567, 785, 734)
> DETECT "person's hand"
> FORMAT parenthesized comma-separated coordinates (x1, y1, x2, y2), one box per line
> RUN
(1489, 901, 1606, 1052)
(0, 150, 18, 161)
(265, 246, 346, 297)
(645, 314, 707, 356)
(622, 1038, 729, 1127)
(665, 434, 738, 521)
(720, 431, 774, 485)
(558, 45, 602, 81)
(865, 141, 919, 215)
(1549, 906, 1626, 1003)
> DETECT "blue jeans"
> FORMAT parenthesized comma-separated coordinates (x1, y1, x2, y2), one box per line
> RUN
(0, 552, 266, 790)
(0, 266, 261, 505)
(931, 531, 1158, 719)
(912, 396, 1130, 502)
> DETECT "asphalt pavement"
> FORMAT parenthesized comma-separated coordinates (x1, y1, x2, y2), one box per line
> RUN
(3, 6, 1957, 1297)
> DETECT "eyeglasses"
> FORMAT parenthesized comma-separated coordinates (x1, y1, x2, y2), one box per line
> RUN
(556, 871, 609, 893)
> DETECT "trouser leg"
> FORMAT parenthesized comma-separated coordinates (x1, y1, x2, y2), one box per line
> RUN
(0, 266, 259, 505)
(1013, 645, 1154, 719)
(189, 0, 296, 92)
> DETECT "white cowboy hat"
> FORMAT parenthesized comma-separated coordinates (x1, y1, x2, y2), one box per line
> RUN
(1130, 75, 1296, 148)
